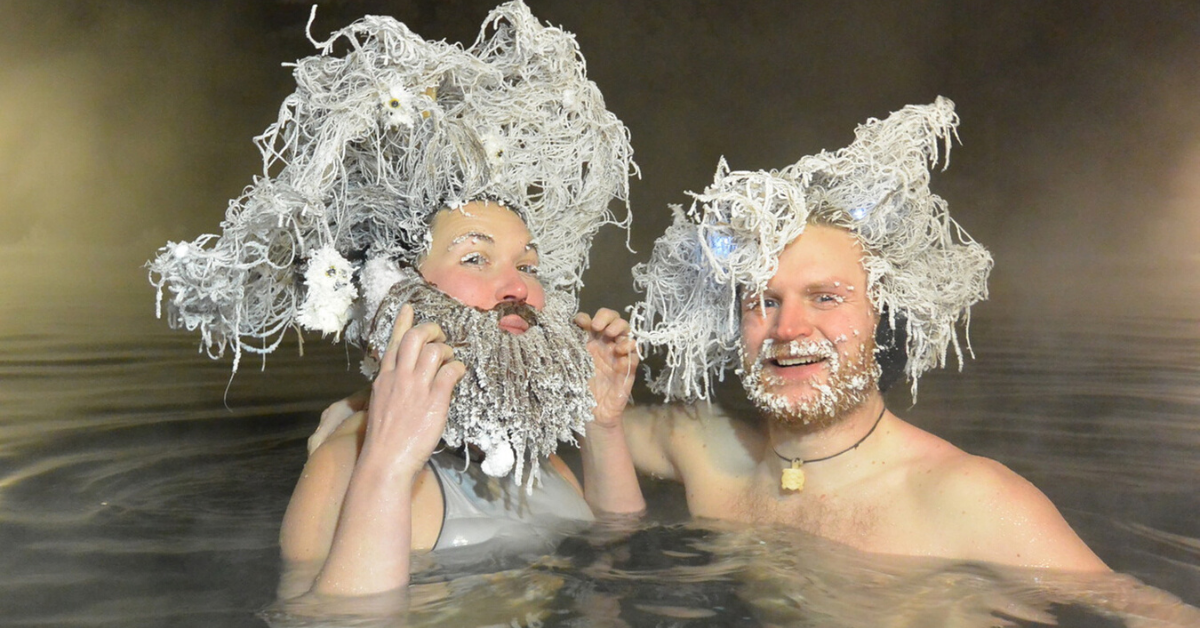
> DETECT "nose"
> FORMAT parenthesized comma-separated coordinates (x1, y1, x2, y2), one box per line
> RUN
(494, 267, 529, 304)
(770, 301, 813, 342)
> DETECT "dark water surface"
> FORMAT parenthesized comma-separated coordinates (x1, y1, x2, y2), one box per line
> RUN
(1, 257, 1198, 628)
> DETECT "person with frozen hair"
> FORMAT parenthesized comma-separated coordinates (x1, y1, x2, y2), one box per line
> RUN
(626, 97, 1108, 571)
(148, 1, 644, 598)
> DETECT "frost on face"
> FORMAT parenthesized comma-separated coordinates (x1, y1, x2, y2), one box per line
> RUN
(739, 336, 880, 428)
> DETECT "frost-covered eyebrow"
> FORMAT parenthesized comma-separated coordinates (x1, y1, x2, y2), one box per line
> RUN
(448, 231, 494, 248)
(447, 231, 537, 254)
(806, 280, 855, 292)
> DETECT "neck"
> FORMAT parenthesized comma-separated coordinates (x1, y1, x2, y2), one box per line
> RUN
(766, 394, 887, 463)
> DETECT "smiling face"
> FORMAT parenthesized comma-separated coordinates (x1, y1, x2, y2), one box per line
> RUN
(738, 224, 881, 428)
(417, 200, 545, 334)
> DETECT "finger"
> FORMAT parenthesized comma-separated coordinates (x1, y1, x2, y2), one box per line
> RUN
(396, 322, 449, 374)
(379, 304, 415, 373)
(412, 341, 457, 386)
(613, 336, 637, 357)
(602, 317, 631, 339)
(393, 303, 415, 340)
(435, 360, 467, 394)
(589, 308, 619, 332)
(426, 360, 467, 417)
(573, 312, 593, 331)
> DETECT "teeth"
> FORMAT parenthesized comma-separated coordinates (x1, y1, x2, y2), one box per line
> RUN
(775, 356, 819, 367)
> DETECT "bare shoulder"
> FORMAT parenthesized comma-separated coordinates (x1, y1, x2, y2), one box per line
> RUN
(298, 411, 366, 487)
(623, 402, 762, 480)
(660, 402, 761, 475)
(285, 409, 444, 554)
(639, 402, 760, 443)
(900, 424, 1107, 571)
(890, 420, 1037, 503)
(915, 448, 1045, 513)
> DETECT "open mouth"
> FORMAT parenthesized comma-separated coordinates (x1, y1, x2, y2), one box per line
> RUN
(771, 355, 825, 368)
(761, 340, 838, 377)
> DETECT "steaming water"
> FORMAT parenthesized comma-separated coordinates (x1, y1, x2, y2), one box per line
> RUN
(1, 261, 1198, 628)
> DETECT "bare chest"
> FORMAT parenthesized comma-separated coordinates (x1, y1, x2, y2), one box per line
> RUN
(684, 470, 924, 554)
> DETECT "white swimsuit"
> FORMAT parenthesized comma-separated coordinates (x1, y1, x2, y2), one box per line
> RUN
(427, 450, 594, 553)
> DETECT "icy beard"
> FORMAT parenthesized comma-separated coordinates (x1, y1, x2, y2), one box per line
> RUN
(366, 269, 595, 489)
(738, 335, 881, 431)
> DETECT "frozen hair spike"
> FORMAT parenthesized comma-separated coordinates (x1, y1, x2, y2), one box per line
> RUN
(148, 1, 636, 372)
(630, 160, 810, 401)
(632, 97, 991, 401)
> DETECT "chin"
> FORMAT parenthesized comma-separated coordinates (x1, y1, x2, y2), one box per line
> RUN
(748, 379, 874, 431)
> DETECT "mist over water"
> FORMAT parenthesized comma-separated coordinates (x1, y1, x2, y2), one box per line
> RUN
(1, 1, 1198, 626)
(3, 1, 1198, 332)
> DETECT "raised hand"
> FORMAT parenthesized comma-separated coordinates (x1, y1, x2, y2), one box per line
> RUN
(290, 304, 466, 597)
(362, 304, 466, 478)
(308, 387, 370, 455)
(575, 308, 639, 426)
(573, 307, 645, 514)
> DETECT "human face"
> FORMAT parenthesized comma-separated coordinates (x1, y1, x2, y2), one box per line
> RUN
(739, 224, 880, 426)
(369, 271, 594, 481)
(418, 201, 545, 334)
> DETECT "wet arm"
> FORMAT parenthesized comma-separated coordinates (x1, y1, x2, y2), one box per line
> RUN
(306, 443, 425, 595)
(279, 306, 464, 598)
(575, 309, 645, 514)
(580, 411, 645, 514)
(278, 419, 360, 599)
(311, 314, 463, 595)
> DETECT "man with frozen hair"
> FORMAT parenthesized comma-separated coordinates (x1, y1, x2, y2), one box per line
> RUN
(627, 98, 1108, 571)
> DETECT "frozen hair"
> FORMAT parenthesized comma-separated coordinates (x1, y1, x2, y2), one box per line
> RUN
(147, 1, 636, 372)
(630, 97, 992, 401)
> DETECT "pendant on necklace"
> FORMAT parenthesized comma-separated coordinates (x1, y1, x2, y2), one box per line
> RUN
(781, 459, 805, 491)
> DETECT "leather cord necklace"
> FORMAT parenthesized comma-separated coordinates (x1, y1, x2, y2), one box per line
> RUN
(772, 405, 886, 492)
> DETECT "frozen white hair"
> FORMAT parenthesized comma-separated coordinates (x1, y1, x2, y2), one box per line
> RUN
(630, 97, 992, 401)
(147, 1, 636, 372)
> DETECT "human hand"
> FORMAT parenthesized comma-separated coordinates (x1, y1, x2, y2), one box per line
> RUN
(575, 308, 639, 428)
(308, 387, 371, 455)
(362, 304, 466, 478)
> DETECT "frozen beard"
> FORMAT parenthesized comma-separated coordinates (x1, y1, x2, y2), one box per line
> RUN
(739, 336, 881, 430)
(367, 269, 595, 489)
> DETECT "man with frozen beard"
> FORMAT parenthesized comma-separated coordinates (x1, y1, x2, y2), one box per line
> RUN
(146, 0, 645, 612)
(216, 0, 651, 604)
(365, 265, 598, 486)
(622, 99, 1110, 571)
(740, 336, 879, 432)
(280, 201, 644, 600)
